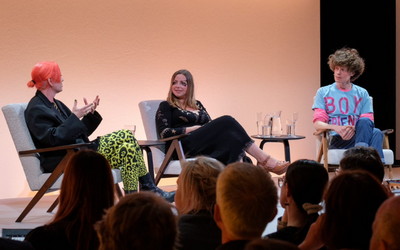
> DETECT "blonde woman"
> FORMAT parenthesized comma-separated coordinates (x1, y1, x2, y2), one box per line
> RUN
(175, 156, 225, 250)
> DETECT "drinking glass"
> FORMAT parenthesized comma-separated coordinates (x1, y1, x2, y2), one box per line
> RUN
(124, 125, 136, 136)
(256, 112, 263, 135)
(292, 112, 298, 136)
(286, 119, 293, 136)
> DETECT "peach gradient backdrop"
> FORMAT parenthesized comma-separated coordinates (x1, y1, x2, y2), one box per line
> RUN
(0, 0, 327, 199)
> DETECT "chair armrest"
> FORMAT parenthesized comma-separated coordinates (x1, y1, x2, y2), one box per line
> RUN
(382, 129, 394, 135)
(158, 134, 188, 142)
(313, 129, 329, 136)
(19, 143, 93, 155)
(137, 140, 165, 147)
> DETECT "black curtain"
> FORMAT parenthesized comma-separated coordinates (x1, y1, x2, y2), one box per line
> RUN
(320, 0, 397, 161)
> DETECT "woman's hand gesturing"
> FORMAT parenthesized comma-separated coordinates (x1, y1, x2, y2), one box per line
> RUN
(84, 95, 100, 114)
(72, 99, 95, 119)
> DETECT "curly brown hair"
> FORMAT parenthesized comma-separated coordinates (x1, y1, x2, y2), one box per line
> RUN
(328, 48, 365, 82)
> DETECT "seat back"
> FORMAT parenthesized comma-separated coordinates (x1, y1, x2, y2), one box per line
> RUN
(2, 103, 62, 191)
(138, 100, 182, 174)
(139, 100, 163, 141)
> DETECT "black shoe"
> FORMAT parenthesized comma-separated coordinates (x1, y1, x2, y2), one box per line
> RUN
(124, 189, 137, 195)
(139, 173, 176, 203)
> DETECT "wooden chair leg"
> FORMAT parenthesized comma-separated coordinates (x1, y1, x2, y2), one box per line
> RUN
(322, 132, 329, 172)
(47, 196, 59, 212)
(388, 165, 394, 179)
(155, 139, 186, 185)
(115, 183, 123, 198)
(155, 141, 177, 185)
(16, 149, 74, 222)
(317, 140, 323, 163)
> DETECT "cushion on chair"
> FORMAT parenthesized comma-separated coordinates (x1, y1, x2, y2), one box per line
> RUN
(111, 169, 122, 183)
(323, 149, 394, 165)
(139, 100, 183, 175)
(2, 103, 62, 191)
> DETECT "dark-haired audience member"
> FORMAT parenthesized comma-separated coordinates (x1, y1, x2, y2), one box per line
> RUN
(176, 157, 225, 250)
(245, 238, 300, 250)
(25, 150, 115, 250)
(299, 171, 388, 250)
(214, 162, 278, 250)
(0, 238, 34, 250)
(370, 196, 400, 250)
(339, 146, 393, 196)
(339, 146, 384, 181)
(266, 160, 328, 245)
(95, 192, 177, 250)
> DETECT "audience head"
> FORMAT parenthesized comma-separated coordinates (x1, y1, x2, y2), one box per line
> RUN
(56, 149, 115, 219)
(370, 196, 400, 250)
(215, 162, 278, 241)
(175, 156, 225, 214)
(96, 192, 177, 250)
(245, 238, 300, 250)
(328, 47, 365, 82)
(340, 146, 384, 182)
(53, 149, 115, 250)
(27, 61, 62, 90)
(321, 170, 388, 250)
(167, 69, 196, 108)
(282, 159, 328, 242)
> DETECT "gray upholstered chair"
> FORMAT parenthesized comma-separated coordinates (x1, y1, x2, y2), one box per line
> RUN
(2, 103, 122, 222)
(315, 129, 394, 178)
(139, 100, 193, 185)
(313, 96, 394, 178)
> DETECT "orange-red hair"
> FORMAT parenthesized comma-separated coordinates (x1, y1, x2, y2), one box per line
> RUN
(27, 61, 61, 90)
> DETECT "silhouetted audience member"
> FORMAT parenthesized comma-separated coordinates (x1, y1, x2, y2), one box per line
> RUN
(339, 146, 393, 196)
(299, 171, 388, 250)
(339, 146, 384, 181)
(0, 238, 34, 250)
(266, 160, 328, 245)
(175, 157, 225, 250)
(370, 196, 400, 250)
(214, 162, 278, 250)
(25, 150, 115, 250)
(95, 192, 177, 250)
(245, 238, 300, 250)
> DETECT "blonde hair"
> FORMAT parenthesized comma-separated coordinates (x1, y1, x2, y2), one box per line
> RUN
(177, 156, 225, 214)
(167, 69, 197, 110)
(328, 48, 365, 82)
(216, 162, 278, 239)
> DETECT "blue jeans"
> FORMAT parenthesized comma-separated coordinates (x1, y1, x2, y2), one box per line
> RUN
(330, 118, 385, 163)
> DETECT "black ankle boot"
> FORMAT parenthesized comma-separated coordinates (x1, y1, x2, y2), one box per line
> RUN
(139, 173, 176, 203)
(124, 189, 137, 195)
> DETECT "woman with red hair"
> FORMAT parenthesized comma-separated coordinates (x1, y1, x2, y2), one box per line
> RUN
(24, 61, 174, 201)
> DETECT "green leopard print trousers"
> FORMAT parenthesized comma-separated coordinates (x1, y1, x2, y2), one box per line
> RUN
(97, 129, 147, 191)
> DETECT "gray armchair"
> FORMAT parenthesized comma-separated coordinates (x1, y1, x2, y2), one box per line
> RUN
(138, 100, 195, 185)
(2, 103, 122, 222)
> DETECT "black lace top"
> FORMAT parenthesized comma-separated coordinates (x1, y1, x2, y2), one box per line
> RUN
(156, 100, 211, 139)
